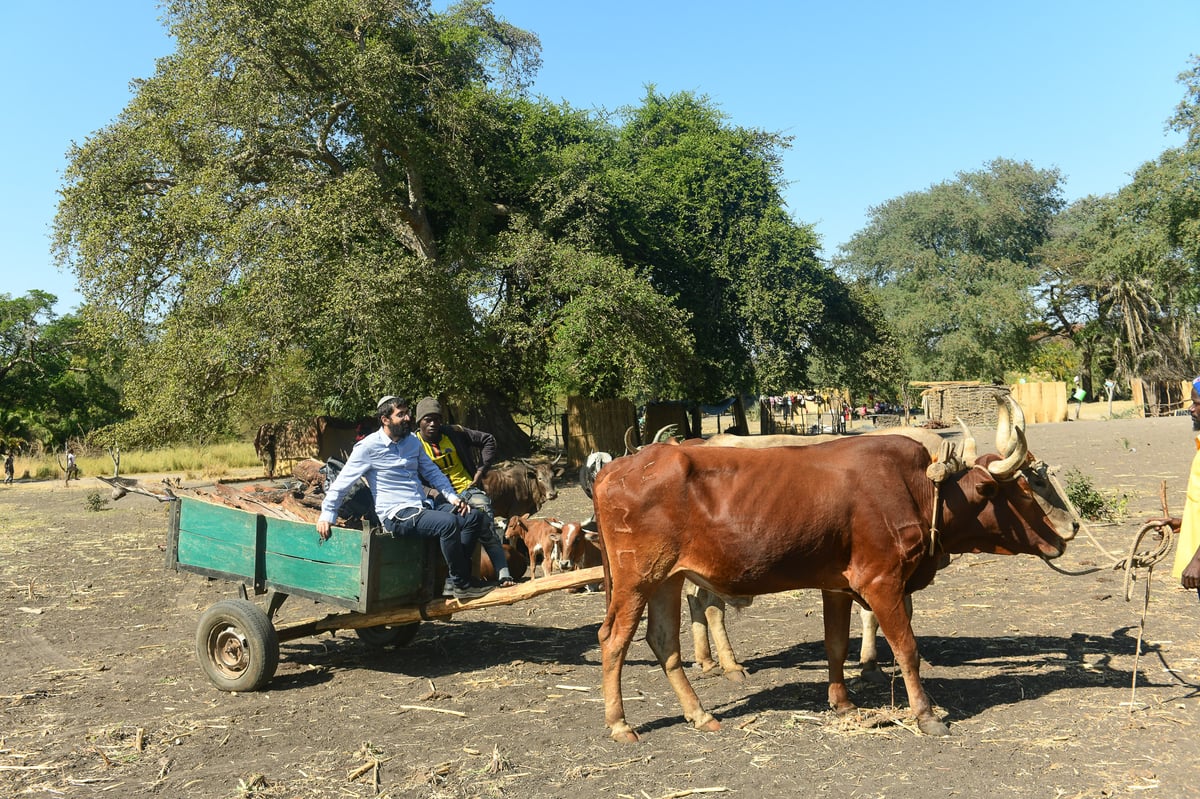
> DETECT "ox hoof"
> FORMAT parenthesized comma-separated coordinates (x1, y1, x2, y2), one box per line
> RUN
(609, 723, 640, 743)
(917, 715, 950, 737)
(722, 667, 748, 684)
(831, 701, 858, 717)
(857, 667, 889, 685)
(691, 713, 721, 732)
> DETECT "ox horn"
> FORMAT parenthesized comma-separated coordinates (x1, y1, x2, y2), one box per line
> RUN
(993, 394, 1022, 456)
(653, 424, 679, 443)
(988, 395, 1028, 479)
(956, 417, 977, 465)
(624, 425, 640, 455)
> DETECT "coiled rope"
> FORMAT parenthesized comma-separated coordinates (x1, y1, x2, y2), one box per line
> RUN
(1043, 506, 1178, 716)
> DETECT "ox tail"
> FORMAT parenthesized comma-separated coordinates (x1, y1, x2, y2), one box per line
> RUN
(597, 526, 612, 606)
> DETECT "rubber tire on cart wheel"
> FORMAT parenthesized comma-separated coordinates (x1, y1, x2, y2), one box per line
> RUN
(355, 622, 420, 648)
(196, 599, 279, 692)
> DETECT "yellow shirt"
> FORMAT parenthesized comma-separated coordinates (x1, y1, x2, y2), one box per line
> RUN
(420, 433, 473, 493)
(1172, 434, 1200, 578)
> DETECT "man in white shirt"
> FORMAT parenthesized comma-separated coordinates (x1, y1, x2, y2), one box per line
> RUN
(317, 396, 494, 601)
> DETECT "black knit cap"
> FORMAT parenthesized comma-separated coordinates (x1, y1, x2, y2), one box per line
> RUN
(415, 397, 443, 421)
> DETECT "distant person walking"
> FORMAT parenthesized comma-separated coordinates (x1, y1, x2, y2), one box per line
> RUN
(65, 448, 79, 484)
(4, 452, 13, 484)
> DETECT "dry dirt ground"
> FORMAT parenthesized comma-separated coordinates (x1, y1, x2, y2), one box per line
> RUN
(4, 417, 1200, 799)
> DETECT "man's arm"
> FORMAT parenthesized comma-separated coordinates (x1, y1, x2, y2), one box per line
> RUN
(460, 426, 497, 488)
(317, 449, 372, 540)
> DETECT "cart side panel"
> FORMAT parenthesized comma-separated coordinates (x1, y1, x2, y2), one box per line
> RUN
(261, 516, 362, 604)
(366, 535, 439, 611)
(176, 497, 258, 579)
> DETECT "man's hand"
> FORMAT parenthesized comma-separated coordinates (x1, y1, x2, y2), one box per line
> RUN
(448, 495, 470, 516)
(317, 519, 332, 541)
(1183, 546, 1200, 590)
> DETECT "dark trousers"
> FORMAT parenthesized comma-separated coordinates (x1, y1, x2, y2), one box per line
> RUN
(382, 507, 480, 588)
(452, 488, 507, 574)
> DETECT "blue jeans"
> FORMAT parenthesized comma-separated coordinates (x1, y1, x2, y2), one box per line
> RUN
(382, 507, 479, 588)
(455, 487, 507, 575)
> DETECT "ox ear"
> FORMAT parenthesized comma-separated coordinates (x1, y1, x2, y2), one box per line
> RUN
(973, 474, 999, 499)
(548, 531, 562, 542)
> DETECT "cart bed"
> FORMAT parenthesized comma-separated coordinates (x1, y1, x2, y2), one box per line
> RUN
(168, 495, 438, 612)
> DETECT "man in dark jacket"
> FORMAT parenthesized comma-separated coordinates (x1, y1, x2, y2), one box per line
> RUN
(414, 397, 514, 590)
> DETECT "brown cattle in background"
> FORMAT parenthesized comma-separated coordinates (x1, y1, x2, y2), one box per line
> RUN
(483, 459, 564, 520)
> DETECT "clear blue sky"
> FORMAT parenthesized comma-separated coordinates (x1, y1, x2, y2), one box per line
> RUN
(5, 1, 1198, 315)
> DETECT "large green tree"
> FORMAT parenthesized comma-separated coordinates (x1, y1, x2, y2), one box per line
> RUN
(1035, 58, 1200, 387)
(836, 159, 1064, 382)
(54, 0, 544, 444)
(55, 1, 881, 445)
(600, 89, 877, 399)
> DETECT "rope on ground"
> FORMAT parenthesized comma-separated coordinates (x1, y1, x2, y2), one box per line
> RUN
(1043, 508, 1178, 719)
(1121, 518, 1176, 716)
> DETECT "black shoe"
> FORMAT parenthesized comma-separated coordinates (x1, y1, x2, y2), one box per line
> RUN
(452, 582, 495, 601)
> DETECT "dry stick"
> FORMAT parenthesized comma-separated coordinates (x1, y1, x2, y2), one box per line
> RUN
(396, 705, 467, 717)
(347, 761, 377, 781)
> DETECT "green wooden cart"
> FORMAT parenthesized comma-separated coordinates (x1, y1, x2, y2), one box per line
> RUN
(166, 493, 602, 692)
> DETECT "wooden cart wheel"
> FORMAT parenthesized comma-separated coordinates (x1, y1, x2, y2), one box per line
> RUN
(355, 622, 420, 648)
(196, 599, 279, 692)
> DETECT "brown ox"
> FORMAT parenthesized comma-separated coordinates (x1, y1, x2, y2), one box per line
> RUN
(591, 410, 1080, 742)
(693, 424, 954, 680)
(483, 459, 563, 520)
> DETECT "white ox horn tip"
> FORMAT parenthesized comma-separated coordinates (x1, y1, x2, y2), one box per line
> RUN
(956, 416, 977, 465)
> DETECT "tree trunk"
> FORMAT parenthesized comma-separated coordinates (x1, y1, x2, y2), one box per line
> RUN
(456, 395, 532, 460)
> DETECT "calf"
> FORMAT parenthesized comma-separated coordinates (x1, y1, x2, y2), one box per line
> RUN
(503, 514, 565, 579)
(550, 521, 603, 592)
(480, 542, 528, 582)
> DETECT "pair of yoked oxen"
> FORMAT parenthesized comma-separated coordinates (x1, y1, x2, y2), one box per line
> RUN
(589, 396, 1085, 742)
